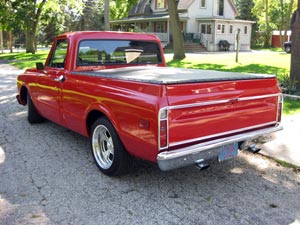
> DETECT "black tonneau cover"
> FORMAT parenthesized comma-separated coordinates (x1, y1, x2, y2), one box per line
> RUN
(71, 66, 275, 84)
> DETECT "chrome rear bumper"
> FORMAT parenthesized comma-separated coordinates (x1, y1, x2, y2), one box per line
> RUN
(157, 125, 283, 171)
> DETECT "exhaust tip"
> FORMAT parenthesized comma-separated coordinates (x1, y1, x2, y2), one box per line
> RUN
(240, 142, 261, 154)
(247, 145, 261, 154)
(195, 161, 210, 171)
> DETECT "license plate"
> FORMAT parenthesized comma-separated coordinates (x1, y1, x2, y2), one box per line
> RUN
(218, 143, 238, 162)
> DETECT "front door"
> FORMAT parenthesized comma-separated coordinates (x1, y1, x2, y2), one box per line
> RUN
(35, 39, 68, 124)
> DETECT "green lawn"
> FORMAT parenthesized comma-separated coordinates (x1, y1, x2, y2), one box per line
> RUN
(166, 51, 290, 82)
(0, 50, 49, 69)
(283, 98, 300, 115)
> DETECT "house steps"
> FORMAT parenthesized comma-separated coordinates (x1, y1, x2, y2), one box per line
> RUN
(184, 43, 207, 52)
(164, 42, 207, 53)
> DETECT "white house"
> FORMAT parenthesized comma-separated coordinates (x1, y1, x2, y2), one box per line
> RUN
(110, 0, 255, 51)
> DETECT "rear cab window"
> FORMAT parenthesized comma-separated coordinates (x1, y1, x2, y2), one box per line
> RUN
(77, 40, 162, 66)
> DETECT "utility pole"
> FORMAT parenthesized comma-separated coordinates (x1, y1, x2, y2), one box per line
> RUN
(104, 0, 110, 31)
(235, 28, 240, 63)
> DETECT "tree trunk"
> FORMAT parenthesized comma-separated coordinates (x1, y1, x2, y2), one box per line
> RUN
(167, 0, 185, 60)
(282, 0, 295, 45)
(9, 31, 13, 53)
(25, 30, 36, 54)
(290, 8, 300, 90)
(24, 0, 46, 54)
(0, 29, 3, 53)
(264, 0, 270, 47)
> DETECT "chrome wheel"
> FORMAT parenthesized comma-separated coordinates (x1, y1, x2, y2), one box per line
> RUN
(92, 124, 114, 169)
(90, 117, 133, 176)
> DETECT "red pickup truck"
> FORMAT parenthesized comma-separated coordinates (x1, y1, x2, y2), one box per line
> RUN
(16, 31, 283, 176)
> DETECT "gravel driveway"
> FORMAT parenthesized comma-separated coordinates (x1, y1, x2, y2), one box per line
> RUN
(0, 63, 300, 225)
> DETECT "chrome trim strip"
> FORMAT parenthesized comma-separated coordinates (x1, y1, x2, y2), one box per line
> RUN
(158, 108, 169, 150)
(167, 93, 280, 110)
(157, 124, 283, 171)
(276, 95, 284, 122)
(168, 121, 278, 147)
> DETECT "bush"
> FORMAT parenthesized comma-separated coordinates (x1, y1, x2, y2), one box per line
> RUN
(279, 74, 300, 96)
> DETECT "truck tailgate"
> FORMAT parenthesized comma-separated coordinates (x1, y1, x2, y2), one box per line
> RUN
(165, 78, 281, 147)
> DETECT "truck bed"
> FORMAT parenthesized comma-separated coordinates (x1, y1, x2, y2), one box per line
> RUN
(72, 66, 275, 84)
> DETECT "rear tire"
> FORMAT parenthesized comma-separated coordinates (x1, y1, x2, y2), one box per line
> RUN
(285, 45, 291, 53)
(27, 93, 44, 124)
(90, 117, 133, 176)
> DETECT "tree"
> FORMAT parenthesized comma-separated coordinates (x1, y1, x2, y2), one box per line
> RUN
(290, 0, 300, 90)
(71, 0, 105, 31)
(235, 0, 257, 47)
(110, 0, 138, 20)
(0, 0, 83, 54)
(252, 0, 273, 46)
(0, 0, 17, 53)
(167, 0, 185, 60)
(268, 0, 295, 46)
(17, 0, 47, 54)
(284, 0, 296, 42)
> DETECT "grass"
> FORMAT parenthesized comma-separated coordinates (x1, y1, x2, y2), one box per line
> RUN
(283, 98, 300, 115)
(0, 50, 49, 69)
(166, 51, 290, 81)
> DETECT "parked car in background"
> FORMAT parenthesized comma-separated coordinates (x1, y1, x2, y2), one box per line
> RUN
(283, 41, 291, 53)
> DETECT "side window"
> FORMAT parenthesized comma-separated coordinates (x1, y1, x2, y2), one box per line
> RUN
(47, 39, 68, 68)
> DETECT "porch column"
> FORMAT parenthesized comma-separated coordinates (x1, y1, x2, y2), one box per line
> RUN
(167, 19, 170, 44)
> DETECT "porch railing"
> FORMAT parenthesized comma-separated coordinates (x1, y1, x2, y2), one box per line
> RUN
(148, 32, 169, 43)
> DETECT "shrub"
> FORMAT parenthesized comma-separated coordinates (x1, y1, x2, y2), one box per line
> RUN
(279, 74, 300, 96)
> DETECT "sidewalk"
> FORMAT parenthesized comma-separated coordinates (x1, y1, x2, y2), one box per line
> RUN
(260, 113, 300, 167)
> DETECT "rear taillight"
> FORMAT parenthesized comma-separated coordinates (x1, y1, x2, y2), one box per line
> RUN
(277, 95, 283, 123)
(159, 109, 168, 149)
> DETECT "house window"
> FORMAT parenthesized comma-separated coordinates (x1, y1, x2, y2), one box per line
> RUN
(200, 0, 206, 8)
(217, 0, 224, 16)
(217, 24, 225, 34)
(244, 25, 248, 34)
(155, 22, 167, 33)
(229, 25, 233, 34)
(156, 0, 165, 9)
(200, 24, 212, 34)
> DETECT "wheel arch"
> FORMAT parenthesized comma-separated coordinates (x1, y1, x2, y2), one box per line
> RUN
(19, 85, 29, 105)
(86, 108, 120, 138)
(86, 110, 106, 136)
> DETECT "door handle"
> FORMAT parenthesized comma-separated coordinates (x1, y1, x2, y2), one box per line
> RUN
(53, 75, 65, 82)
